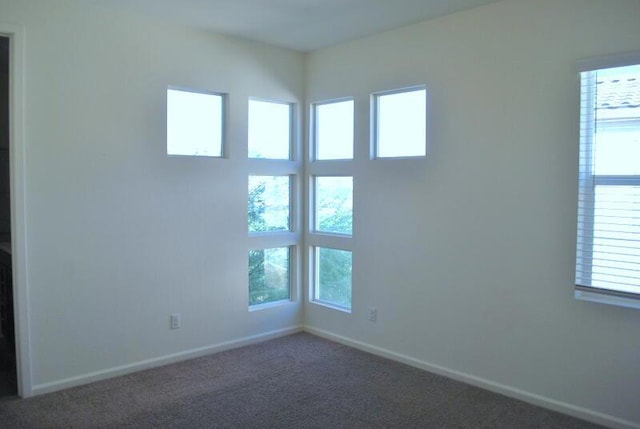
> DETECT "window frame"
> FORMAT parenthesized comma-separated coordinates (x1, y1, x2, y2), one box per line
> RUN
(248, 174, 294, 235)
(311, 175, 354, 237)
(248, 97, 294, 161)
(310, 245, 353, 312)
(166, 85, 227, 158)
(248, 245, 298, 311)
(575, 52, 640, 310)
(371, 85, 428, 160)
(307, 95, 355, 313)
(247, 97, 300, 309)
(311, 97, 355, 162)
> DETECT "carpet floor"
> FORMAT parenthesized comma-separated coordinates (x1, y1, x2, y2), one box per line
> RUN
(0, 332, 606, 428)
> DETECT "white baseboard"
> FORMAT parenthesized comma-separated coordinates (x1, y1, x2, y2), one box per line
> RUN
(304, 326, 639, 429)
(32, 325, 303, 396)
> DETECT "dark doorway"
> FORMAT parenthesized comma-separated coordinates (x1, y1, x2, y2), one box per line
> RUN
(0, 35, 16, 398)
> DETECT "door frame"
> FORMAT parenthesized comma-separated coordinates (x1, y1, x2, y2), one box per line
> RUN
(0, 22, 32, 398)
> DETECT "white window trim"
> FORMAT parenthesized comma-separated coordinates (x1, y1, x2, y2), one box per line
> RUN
(248, 97, 296, 161)
(247, 97, 301, 309)
(574, 52, 640, 310)
(370, 85, 428, 160)
(307, 96, 355, 313)
(166, 85, 228, 158)
(310, 97, 355, 162)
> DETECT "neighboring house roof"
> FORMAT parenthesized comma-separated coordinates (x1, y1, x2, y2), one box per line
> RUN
(596, 75, 640, 110)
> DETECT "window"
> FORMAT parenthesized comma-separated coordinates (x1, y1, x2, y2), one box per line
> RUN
(248, 99, 292, 159)
(313, 99, 354, 160)
(314, 176, 353, 235)
(247, 98, 298, 308)
(575, 56, 640, 309)
(314, 247, 352, 309)
(167, 87, 225, 157)
(308, 97, 354, 311)
(372, 86, 427, 158)
(248, 175, 291, 233)
(249, 247, 291, 306)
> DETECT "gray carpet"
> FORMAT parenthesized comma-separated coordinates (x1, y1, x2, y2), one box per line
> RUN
(0, 333, 605, 428)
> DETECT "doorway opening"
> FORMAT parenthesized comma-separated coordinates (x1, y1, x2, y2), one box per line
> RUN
(0, 35, 16, 398)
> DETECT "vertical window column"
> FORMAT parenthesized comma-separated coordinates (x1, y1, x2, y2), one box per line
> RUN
(247, 99, 299, 308)
(308, 99, 354, 311)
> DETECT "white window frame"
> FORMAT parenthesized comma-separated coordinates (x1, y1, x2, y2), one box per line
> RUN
(247, 97, 300, 309)
(311, 97, 355, 162)
(166, 86, 227, 158)
(575, 51, 640, 310)
(371, 85, 428, 160)
(248, 97, 294, 161)
(307, 97, 355, 312)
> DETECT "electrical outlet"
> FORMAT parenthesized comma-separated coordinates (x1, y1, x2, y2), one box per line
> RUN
(369, 307, 377, 322)
(170, 313, 181, 329)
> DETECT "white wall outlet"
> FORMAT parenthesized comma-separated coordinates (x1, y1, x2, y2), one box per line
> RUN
(369, 307, 377, 322)
(170, 313, 181, 329)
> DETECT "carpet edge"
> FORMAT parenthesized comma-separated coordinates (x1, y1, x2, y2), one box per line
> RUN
(31, 325, 304, 396)
(303, 326, 639, 429)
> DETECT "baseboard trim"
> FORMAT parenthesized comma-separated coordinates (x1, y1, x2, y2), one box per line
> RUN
(304, 326, 639, 429)
(32, 325, 303, 396)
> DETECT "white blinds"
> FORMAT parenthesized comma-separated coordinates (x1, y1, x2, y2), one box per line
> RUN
(575, 64, 640, 299)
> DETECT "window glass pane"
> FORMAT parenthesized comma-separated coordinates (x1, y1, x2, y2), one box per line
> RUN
(315, 176, 353, 235)
(375, 88, 426, 158)
(593, 65, 640, 176)
(315, 100, 354, 160)
(591, 185, 640, 294)
(316, 247, 352, 309)
(248, 176, 291, 233)
(167, 88, 223, 157)
(248, 99, 291, 159)
(249, 247, 291, 306)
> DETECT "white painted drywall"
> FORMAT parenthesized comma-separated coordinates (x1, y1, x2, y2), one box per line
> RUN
(0, 0, 304, 389)
(305, 0, 640, 425)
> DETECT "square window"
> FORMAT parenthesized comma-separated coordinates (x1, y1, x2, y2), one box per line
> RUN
(314, 247, 352, 310)
(315, 176, 353, 235)
(249, 247, 291, 306)
(314, 99, 354, 160)
(167, 88, 224, 157)
(248, 99, 292, 159)
(248, 175, 291, 233)
(373, 87, 427, 158)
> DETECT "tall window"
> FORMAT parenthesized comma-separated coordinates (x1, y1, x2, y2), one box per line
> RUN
(575, 56, 640, 309)
(247, 99, 298, 308)
(309, 99, 354, 311)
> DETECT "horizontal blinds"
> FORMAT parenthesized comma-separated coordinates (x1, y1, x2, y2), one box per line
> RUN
(575, 66, 640, 297)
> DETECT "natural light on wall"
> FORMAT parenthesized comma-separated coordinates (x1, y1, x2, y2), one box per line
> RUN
(167, 88, 224, 157)
(575, 59, 640, 309)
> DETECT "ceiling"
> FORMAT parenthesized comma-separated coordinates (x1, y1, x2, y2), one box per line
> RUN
(87, 0, 501, 52)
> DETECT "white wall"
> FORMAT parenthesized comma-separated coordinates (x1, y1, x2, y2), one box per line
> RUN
(305, 0, 640, 426)
(0, 0, 304, 391)
(1, 0, 639, 426)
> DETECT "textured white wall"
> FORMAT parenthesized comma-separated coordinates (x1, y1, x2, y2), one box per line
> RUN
(305, 0, 640, 426)
(0, 0, 304, 389)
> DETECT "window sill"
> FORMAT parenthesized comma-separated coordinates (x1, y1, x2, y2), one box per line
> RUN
(310, 299, 352, 314)
(574, 289, 640, 310)
(248, 299, 294, 312)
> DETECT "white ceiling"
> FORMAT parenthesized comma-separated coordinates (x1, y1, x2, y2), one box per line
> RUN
(87, 0, 501, 52)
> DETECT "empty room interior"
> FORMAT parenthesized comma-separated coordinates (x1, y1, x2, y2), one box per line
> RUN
(0, 0, 639, 428)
